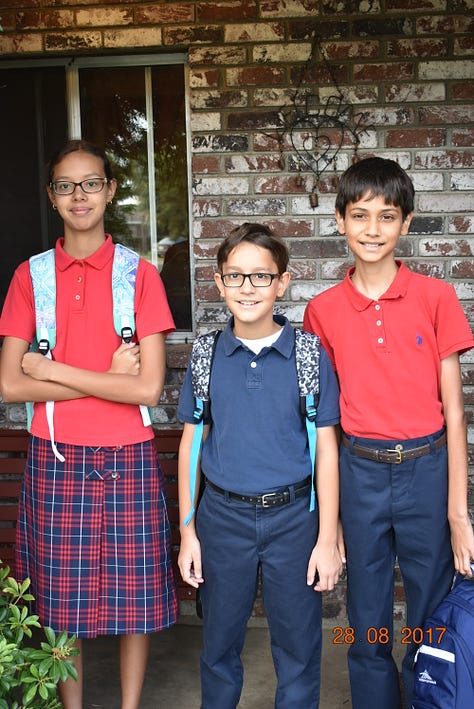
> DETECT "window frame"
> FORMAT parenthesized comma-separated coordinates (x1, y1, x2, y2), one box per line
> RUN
(0, 53, 194, 340)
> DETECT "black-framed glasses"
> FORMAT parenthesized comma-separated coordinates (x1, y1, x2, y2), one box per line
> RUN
(49, 178, 109, 195)
(220, 272, 280, 288)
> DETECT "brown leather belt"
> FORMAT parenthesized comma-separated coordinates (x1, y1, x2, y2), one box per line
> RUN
(342, 431, 446, 464)
(206, 476, 311, 508)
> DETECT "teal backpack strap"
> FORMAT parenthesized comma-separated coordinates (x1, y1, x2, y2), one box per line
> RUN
(112, 243, 152, 427)
(184, 330, 221, 526)
(294, 329, 320, 512)
(28, 249, 65, 462)
(29, 248, 57, 354)
(112, 243, 138, 340)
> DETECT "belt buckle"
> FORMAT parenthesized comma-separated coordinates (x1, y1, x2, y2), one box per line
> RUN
(261, 492, 277, 508)
(386, 444, 403, 464)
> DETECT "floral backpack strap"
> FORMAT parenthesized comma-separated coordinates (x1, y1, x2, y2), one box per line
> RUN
(294, 328, 320, 512)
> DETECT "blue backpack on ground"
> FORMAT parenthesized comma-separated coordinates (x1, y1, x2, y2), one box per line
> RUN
(411, 564, 474, 709)
(183, 327, 321, 525)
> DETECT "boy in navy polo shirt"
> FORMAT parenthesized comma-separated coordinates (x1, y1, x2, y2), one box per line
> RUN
(304, 157, 474, 709)
(178, 222, 343, 709)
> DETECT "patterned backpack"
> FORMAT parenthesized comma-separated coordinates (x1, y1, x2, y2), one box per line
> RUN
(183, 327, 321, 525)
(27, 243, 151, 461)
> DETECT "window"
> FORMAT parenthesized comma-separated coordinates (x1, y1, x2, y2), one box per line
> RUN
(0, 55, 192, 333)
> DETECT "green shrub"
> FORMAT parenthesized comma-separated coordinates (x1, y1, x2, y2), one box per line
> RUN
(0, 563, 78, 708)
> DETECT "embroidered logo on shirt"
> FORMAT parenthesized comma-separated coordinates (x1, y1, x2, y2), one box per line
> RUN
(416, 334, 423, 346)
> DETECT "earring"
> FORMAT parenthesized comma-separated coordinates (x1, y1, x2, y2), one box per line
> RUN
(52, 204, 57, 211)
(107, 200, 113, 206)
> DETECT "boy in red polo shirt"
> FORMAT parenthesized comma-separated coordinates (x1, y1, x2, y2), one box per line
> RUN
(303, 157, 474, 709)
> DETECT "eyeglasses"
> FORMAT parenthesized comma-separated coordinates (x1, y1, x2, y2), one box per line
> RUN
(49, 178, 109, 195)
(220, 272, 280, 288)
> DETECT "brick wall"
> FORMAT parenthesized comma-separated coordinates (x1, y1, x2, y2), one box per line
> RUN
(0, 0, 473, 621)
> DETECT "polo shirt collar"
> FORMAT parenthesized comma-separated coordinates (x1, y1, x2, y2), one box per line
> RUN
(342, 260, 411, 311)
(54, 234, 114, 272)
(222, 314, 295, 359)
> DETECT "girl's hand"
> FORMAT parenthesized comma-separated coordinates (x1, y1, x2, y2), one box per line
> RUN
(21, 352, 53, 381)
(108, 342, 140, 375)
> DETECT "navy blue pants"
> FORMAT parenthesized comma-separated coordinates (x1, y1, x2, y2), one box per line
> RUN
(196, 482, 322, 709)
(340, 429, 454, 709)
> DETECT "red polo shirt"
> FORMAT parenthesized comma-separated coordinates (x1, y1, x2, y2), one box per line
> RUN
(303, 262, 474, 439)
(0, 236, 175, 446)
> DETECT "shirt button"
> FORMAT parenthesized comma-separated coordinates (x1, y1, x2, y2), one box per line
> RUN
(111, 472, 119, 480)
(77, 276, 82, 283)
(375, 304, 381, 310)
(378, 337, 384, 344)
(376, 320, 382, 326)
(250, 361, 257, 369)
(75, 294, 81, 301)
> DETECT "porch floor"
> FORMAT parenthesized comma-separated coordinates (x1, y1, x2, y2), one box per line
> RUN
(81, 615, 406, 707)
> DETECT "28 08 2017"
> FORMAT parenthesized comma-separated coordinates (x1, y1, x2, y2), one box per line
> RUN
(332, 626, 447, 645)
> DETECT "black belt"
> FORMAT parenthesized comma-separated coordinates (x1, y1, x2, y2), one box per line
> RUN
(206, 476, 311, 508)
(342, 431, 447, 464)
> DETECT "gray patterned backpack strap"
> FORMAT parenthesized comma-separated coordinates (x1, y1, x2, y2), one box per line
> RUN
(294, 328, 320, 512)
(184, 329, 222, 526)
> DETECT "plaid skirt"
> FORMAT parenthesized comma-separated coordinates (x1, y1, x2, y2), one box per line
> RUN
(16, 436, 178, 638)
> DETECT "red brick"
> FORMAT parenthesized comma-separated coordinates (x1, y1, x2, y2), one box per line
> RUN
(255, 175, 313, 193)
(164, 26, 222, 45)
(321, 40, 380, 60)
(135, 4, 195, 24)
(452, 128, 474, 147)
(419, 105, 474, 125)
(450, 216, 474, 234)
(452, 82, 474, 101)
(387, 39, 448, 58)
(1, 0, 39, 7)
(353, 62, 414, 82)
(386, 129, 446, 148)
(227, 66, 286, 86)
(196, 1, 257, 22)
(387, 0, 448, 8)
(16, 9, 75, 30)
(415, 151, 474, 169)
(225, 154, 283, 172)
(192, 155, 221, 174)
(451, 261, 474, 279)
(189, 69, 219, 88)
(44, 31, 101, 51)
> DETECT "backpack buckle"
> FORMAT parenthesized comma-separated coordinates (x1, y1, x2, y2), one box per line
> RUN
(121, 326, 133, 343)
(38, 339, 50, 356)
(300, 395, 317, 422)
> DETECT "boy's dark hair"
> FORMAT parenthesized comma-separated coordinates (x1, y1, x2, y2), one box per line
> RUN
(47, 139, 113, 183)
(217, 223, 289, 274)
(335, 157, 414, 220)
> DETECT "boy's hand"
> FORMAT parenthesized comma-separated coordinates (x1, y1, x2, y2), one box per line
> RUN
(108, 342, 140, 375)
(21, 352, 53, 380)
(307, 541, 343, 593)
(178, 532, 204, 589)
(337, 518, 347, 564)
(449, 515, 474, 577)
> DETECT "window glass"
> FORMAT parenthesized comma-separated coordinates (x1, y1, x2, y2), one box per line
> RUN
(0, 68, 67, 307)
(80, 64, 191, 330)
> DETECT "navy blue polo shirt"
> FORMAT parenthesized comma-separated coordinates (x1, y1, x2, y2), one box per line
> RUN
(178, 315, 340, 495)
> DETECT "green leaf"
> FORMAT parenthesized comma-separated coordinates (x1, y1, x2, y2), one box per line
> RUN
(23, 682, 38, 705)
(43, 627, 56, 646)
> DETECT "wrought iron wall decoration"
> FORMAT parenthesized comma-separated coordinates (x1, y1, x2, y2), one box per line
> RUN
(262, 33, 372, 208)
